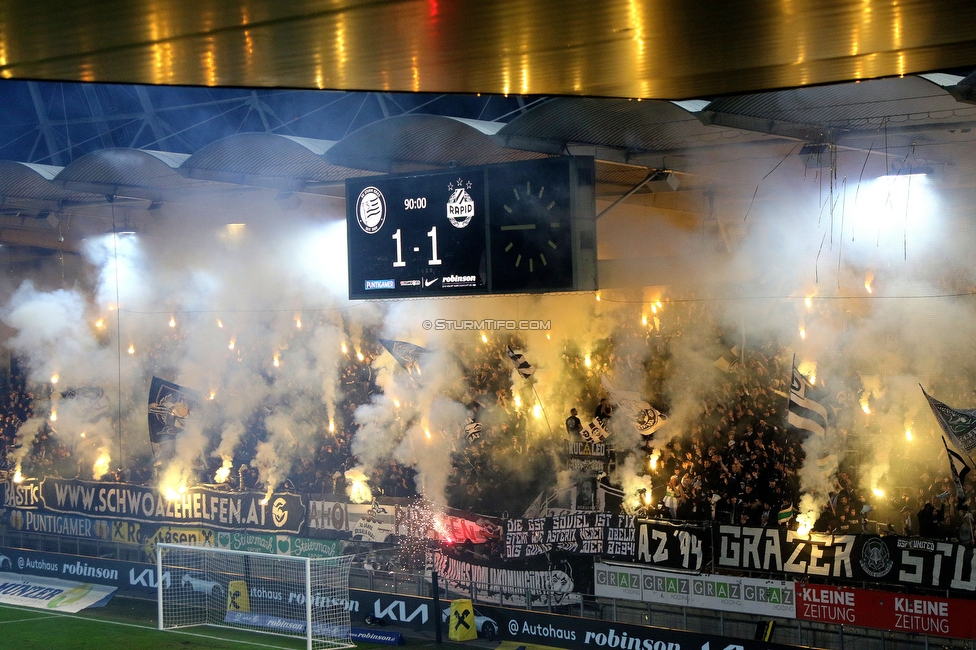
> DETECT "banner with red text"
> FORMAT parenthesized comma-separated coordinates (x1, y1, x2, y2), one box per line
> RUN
(796, 583, 976, 639)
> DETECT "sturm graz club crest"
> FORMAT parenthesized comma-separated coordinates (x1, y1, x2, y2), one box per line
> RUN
(446, 178, 475, 228)
(859, 537, 894, 578)
(356, 186, 387, 234)
(637, 407, 666, 434)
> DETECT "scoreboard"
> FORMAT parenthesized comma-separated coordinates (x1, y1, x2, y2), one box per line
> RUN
(345, 157, 596, 299)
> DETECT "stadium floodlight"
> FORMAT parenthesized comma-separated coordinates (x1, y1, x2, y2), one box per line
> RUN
(157, 543, 354, 650)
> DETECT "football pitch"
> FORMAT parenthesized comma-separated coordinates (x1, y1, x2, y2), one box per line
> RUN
(0, 596, 438, 650)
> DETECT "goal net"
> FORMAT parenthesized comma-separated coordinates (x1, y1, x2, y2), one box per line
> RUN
(157, 543, 354, 650)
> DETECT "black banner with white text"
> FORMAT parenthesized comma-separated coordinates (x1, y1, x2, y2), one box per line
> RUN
(716, 526, 976, 596)
(631, 520, 710, 573)
(503, 513, 635, 558)
(3, 478, 306, 534)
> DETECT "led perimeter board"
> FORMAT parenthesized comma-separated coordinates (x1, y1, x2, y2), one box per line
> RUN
(345, 157, 596, 299)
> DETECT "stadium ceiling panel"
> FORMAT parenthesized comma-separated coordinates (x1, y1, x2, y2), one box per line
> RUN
(495, 97, 778, 161)
(698, 76, 976, 144)
(1, 1, 976, 99)
(181, 133, 358, 193)
(324, 114, 545, 174)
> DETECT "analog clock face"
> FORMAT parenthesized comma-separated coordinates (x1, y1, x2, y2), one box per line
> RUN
(490, 172, 574, 292)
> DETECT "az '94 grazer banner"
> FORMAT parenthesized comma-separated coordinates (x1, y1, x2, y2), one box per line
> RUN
(716, 525, 976, 597)
(4, 478, 305, 535)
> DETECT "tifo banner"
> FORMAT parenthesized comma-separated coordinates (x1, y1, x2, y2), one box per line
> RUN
(307, 498, 496, 544)
(307, 499, 396, 541)
(432, 549, 582, 607)
(0, 571, 116, 612)
(566, 441, 608, 474)
(632, 520, 709, 572)
(15, 478, 306, 534)
(716, 526, 976, 596)
(796, 583, 976, 639)
(594, 562, 795, 618)
(504, 513, 635, 558)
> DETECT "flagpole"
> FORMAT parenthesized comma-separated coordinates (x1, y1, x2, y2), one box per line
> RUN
(787, 353, 796, 416)
(530, 382, 554, 442)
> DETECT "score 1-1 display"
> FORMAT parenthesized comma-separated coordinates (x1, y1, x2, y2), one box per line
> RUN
(346, 171, 487, 299)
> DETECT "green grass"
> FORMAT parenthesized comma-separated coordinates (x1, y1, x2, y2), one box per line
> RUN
(0, 597, 446, 650)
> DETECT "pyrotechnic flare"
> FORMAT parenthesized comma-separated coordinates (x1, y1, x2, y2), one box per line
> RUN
(214, 459, 233, 483)
(345, 467, 373, 503)
(92, 451, 112, 480)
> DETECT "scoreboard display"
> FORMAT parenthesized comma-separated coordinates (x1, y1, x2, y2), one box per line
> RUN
(346, 157, 596, 299)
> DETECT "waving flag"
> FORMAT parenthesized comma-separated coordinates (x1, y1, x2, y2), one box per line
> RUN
(58, 386, 111, 422)
(922, 386, 976, 457)
(506, 346, 535, 379)
(787, 365, 828, 437)
(379, 339, 432, 377)
(943, 436, 972, 505)
(600, 374, 668, 437)
(580, 418, 610, 443)
(148, 377, 201, 443)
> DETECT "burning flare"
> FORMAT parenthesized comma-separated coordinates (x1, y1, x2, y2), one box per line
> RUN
(344, 467, 373, 503)
(860, 395, 871, 414)
(92, 452, 111, 480)
(214, 458, 233, 483)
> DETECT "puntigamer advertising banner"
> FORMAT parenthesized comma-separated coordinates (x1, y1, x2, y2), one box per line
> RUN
(4, 478, 305, 534)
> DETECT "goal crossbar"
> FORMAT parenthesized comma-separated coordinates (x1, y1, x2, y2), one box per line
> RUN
(157, 542, 354, 650)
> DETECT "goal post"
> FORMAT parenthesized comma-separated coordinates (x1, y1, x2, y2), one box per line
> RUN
(157, 542, 354, 650)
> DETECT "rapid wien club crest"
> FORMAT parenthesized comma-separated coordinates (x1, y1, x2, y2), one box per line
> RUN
(446, 178, 475, 228)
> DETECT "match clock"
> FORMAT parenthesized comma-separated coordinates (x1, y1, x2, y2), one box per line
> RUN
(487, 158, 576, 292)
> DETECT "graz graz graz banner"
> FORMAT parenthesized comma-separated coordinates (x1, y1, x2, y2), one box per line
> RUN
(4, 478, 305, 535)
(716, 525, 976, 596)
(595, 562, 795, 618)
(504, 513, 635, 558)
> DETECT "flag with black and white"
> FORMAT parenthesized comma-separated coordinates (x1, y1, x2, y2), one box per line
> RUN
(506, 346, 535, 379)
(463, 418, 483, 442)
(787, 364, 828, 437)
(922, 386, 976, 457)
(580, 418, 610, 443)
(379, 338, 433, 377)
(148, 376, 201, 443)
(943, 436, 971, 508)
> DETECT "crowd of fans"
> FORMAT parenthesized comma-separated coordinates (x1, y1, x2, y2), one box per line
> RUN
(0, 298, 974, 546)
